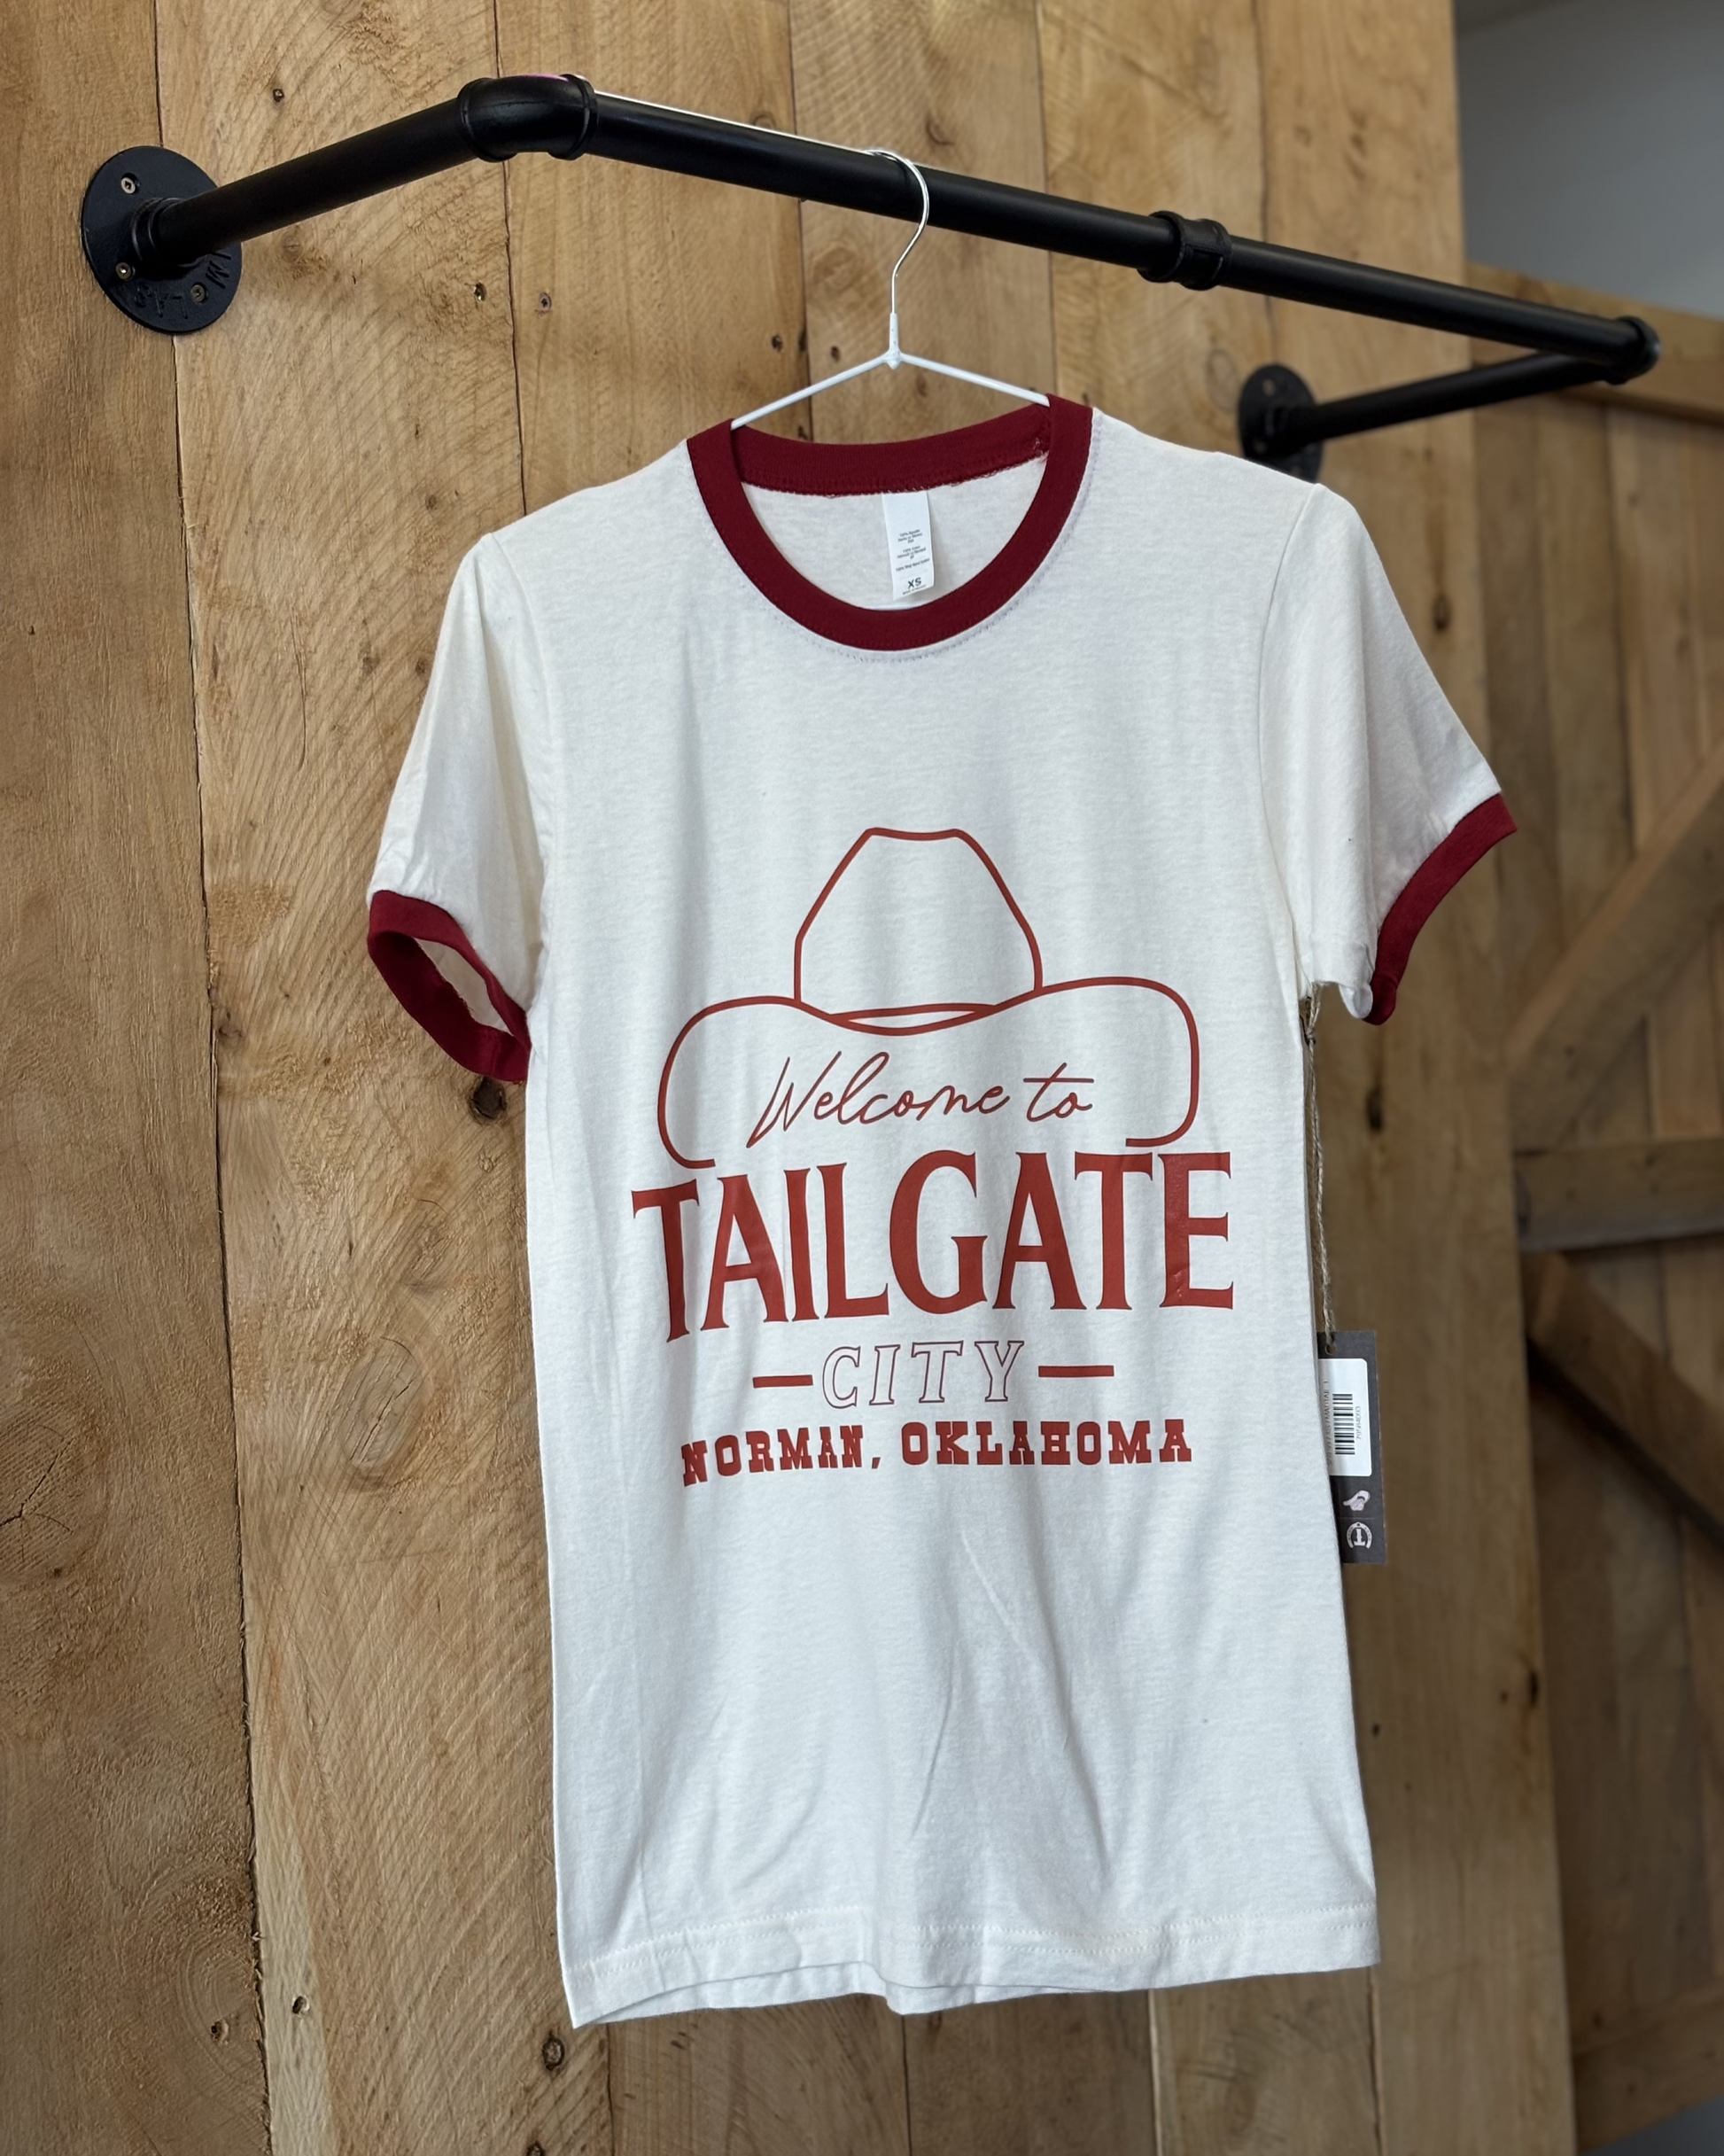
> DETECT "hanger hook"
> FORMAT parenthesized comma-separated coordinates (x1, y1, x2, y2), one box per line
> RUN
(865, 147, 931, 367)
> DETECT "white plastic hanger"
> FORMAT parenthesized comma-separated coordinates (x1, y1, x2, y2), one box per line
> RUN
(730, 147, 1050, 431)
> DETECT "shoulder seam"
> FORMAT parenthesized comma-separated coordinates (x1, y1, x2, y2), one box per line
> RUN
(1254, 485, 1322, 999)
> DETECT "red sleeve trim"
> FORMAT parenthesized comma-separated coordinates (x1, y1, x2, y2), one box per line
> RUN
(367, 891, 531, 1081)
(1365, 793, 1516, 1025)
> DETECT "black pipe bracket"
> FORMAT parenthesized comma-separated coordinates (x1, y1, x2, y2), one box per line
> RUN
(82, 145, 240, 334)
(1238, 318, 1658, 482)
(1238, 365, 1324, 480)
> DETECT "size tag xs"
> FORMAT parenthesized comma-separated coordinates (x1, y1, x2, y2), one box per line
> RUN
(883, 489, 935, 600)
(1319, 1330, 1386, 1565)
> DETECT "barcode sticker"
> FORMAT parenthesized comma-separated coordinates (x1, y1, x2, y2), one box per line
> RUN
(882, 489, 936, 600)
(1319, 1358, 1371, 1475)
(1319, 1331, 1386, 1565)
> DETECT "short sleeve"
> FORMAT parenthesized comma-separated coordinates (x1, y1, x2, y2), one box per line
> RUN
(1258, 486, 1514, 1024)
(366, 537, 546, 1080)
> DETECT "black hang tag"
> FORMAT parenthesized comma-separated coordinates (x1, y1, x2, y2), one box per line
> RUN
(1319, 1330, 1386, 1566)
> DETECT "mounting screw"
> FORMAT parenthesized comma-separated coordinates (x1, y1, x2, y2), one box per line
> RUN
(120, 174, 137, 194)
(541, 2031, 566, 2073)
(191, 282, 207, 303)
(114, 261, 135, 280)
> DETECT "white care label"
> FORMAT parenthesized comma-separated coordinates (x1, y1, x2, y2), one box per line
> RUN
(882, 488, 936, 600)
(1318, 1357, 1373, 1475)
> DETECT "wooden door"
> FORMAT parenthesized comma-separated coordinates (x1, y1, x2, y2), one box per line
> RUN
(1474, 267, 1724, 2151)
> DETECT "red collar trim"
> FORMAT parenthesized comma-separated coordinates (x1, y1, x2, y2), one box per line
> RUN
(686, 396, 1092, 650)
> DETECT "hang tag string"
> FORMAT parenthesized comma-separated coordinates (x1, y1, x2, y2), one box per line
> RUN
(1301, 985, 1336, 1351)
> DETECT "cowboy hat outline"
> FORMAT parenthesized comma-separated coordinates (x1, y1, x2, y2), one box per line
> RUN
(656, 828, 1200, 1170)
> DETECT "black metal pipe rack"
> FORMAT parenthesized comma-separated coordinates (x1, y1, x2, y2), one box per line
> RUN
(80, 73, 1659, 477)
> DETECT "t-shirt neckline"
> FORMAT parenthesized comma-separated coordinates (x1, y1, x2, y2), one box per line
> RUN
(686, 395, 1094, 651)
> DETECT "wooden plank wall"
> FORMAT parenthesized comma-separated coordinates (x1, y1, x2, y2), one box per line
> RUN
(1473, 271, 1724, 2151)
(0, 3, 268, 2149)
(4, 4, 1573, 2149)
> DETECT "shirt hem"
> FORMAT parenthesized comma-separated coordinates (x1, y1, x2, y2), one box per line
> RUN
(560, 1899, 1380, 2026)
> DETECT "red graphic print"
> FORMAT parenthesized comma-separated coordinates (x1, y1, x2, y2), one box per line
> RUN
(634, 831, 1231, 1385)
(656, 829, 1200, 1171)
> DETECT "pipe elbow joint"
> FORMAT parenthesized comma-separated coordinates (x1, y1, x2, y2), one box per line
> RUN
(456, 73, 598, 163)
(1607, 315, 1661, 384)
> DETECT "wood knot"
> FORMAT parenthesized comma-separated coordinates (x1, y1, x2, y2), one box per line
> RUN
(470, 1076, 508, 1122)
(333, 1338, 423, 1480)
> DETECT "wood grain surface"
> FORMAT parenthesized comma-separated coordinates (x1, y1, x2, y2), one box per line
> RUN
(1038, 0, 1272, 453)
(1682, 1534, 1724, 2098)
(1479, 274, 1724, 2145)
(0, 2, 268, 2149)
(1531, 1386, 1644, 2052)
(1474, 396, 1632, 1015)
(1153, 1974, 1375, 2156)
(1622, 365, 1724, 2144)
(1260, 3, 1574, 2150)
(610, 1996, 911, 2156)
(788, 0, 1056, 445)
(1574, 1971, 1724, 2149)
(1525, 1252, 1724, 1538)
(905, 1994, 1154, 2156)
(156, 4, 587, 2149)
(1609, 366, 1724, 2141)
(1507, 734, 1724, 1150)
(1470, 263, 1724, 428)
(501, 0, 808, 501)
(1516, 1135, 1724, 1253)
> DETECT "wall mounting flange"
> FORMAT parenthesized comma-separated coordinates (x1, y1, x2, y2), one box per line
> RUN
(1238, 365, 1323, 482)
(82, 146, 240, 335)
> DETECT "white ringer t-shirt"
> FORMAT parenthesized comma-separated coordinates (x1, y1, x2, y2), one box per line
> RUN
(366, 397, 1513, 2026)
